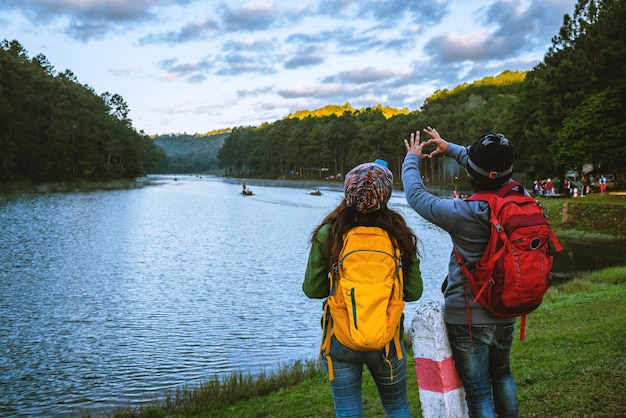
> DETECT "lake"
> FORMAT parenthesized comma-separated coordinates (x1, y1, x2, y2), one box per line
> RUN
(0, 175, 623, 416)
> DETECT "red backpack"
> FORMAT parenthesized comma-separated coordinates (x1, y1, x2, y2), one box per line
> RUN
(454, 181, 563, 340)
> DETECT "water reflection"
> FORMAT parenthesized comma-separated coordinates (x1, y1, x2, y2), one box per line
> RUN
(551, 237, 625, 280)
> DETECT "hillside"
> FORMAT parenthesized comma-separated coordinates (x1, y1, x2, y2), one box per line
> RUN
(153, 132, 228, 173)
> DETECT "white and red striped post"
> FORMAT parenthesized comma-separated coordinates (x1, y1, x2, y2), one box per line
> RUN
(412, 299, 468, 417)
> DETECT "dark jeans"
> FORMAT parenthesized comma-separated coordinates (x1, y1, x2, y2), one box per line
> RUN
(447, 323, 519, 418)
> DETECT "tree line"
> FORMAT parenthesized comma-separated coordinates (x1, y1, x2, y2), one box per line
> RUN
(219, 0, 626, 186)
(0, 40, 168, 183)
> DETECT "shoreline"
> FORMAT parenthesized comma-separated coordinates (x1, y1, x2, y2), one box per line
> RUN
(0, 176, 159, 194)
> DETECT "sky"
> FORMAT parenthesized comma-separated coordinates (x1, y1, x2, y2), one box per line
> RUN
(0, 0, 578, 136)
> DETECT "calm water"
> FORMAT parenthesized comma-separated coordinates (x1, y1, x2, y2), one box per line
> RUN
(0, 175, 623, 416)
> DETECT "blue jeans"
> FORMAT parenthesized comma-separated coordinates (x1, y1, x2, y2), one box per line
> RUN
(322, 336, 411, 418)
(447, 323, 519, 418)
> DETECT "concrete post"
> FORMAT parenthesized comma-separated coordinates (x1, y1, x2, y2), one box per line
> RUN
(562, 201, 569, 224)
(412, 299, 468, 418)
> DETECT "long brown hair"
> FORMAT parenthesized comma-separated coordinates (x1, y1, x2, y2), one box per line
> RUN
(310, 201, 419, 271)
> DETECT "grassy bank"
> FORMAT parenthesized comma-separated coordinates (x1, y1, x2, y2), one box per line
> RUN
(106, 267, 626, 418)
(537, 193, 626, 239)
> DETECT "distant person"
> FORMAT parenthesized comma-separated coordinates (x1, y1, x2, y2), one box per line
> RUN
(533, 180, 541, 196)
(303, 160, 423, 417)
(545, 178, 554, 195)
(242, 182, 247, 191)
(599, 175, 607, 195)
(402, 127, 520, 417)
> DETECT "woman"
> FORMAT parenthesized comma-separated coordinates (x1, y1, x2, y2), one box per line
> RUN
(303, 160, 423, 417)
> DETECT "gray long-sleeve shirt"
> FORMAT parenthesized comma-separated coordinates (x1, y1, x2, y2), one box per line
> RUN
(402, 143, 516, 325)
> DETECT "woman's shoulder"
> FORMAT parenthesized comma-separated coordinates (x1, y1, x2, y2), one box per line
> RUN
(314, 223, 332, 241)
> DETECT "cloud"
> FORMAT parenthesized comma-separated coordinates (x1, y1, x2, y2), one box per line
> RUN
(425, 30, 513, 63)
(358, 0, 450, 27)
(423, 0, 572, 68)
(315, 0, 450, 26)
(216, 38, 281, 75)
(315, 0, 358, 16)
(2, 0, 164, 20)
(277, 83, 363, 100)
(321, 67, 400, 84)
(65, 20, 115, 41)
(140, 1, 313, 45)
(108, 67, 142, 78)
(215, 51, 278, 76)
(156, 36, 281, 81)
(283, 46, 325, 69)
(236, 85, 275, 99)
(158, 56, 214, 81)
(337, 32, 388, 55)
(217, 1, 279, 32)
(221, 37, 278, 54)
(286, 25, 408, 57)
(486, 0, 572, 50)
(139, 18, 219, 45)
(2, 0, 193, 41)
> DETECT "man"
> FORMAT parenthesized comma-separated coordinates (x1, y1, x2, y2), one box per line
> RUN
(402, 126, 519, 418)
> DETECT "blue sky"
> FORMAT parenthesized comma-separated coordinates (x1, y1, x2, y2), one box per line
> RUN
(0, 0, 577, 136)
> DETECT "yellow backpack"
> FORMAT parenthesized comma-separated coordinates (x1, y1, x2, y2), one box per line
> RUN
(320, 226, 405, 381)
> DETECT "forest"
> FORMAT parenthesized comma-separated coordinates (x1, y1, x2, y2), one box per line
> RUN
(0, 40, 168, 182)
(0, 0, 624, 186)
(218, 0, 625, 186)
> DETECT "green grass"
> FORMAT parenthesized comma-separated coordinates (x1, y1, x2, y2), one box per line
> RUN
(537, 193, 626, 239)
(514, 280, 626, 417)
(104, 267, 626, 418)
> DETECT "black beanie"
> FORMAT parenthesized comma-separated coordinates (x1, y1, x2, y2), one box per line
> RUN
(466, 133, 514, 190)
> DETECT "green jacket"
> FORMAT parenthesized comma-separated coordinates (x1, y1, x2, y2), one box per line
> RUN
(302, 223, 423, 301)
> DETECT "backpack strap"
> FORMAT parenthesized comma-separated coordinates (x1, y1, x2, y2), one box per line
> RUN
(466, 181, 524, 202)
(320, 298, 335, 381)
(387, 255, 404, 380)
(496, 181, 525, 197)
(549, 227, 563, 252)
(375, 252, 405, 381)
(320, 267, 337, 380)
